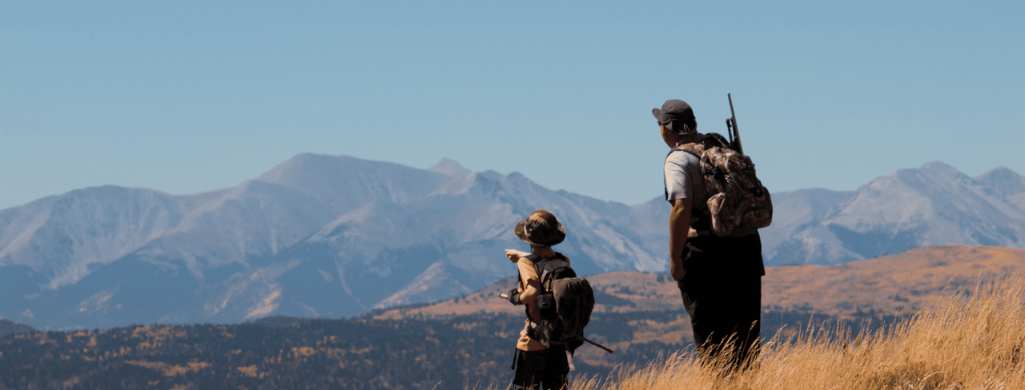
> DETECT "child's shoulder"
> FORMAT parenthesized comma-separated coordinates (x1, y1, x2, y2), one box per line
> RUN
(516, 257, 539, 279)
(516, 256, 536, 267)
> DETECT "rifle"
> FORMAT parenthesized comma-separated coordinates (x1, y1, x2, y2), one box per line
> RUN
(584, 337, 614, 354)
(725, 93, 744, 154)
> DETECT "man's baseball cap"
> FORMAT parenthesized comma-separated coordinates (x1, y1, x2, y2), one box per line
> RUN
(652, 99, 697, 135)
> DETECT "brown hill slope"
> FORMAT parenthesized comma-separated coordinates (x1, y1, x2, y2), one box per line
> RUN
(375, 245, 1025, 321)
(763, 245, 1025, 318)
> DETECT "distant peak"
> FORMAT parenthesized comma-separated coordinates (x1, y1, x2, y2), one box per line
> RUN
(428, 158, 471, 176)
(919, 161, 957, 172)
(974, 166, 1025, 198)
(976, 166, 1022, 180)
(895, 161, 966, 180)
(881, 161, 969, 191)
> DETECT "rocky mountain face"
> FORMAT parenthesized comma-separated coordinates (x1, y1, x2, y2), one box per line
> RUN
(1, 154, 1022, 329)
(764, 163, 1025, 266)
(0, 154, 667, 329)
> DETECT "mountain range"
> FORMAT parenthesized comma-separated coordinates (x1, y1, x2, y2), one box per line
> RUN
(765, 163, 1025, 265)
(1, 154, 1023, 329)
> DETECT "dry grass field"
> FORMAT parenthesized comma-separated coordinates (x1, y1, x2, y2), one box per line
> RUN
(567, 273, 1025, 390)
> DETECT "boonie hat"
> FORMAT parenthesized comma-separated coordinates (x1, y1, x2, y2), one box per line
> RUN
(514, 210, 566, 247)
(652, 99, 697, 135)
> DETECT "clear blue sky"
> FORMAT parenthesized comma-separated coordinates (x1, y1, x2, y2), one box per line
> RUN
(2, 1, 1022, 210)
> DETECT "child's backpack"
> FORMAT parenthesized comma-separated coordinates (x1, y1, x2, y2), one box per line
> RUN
(677, 133, 773, 237)
(523, 253, 594, 355)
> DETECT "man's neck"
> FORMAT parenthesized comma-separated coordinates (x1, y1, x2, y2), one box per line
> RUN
(675, 133, 703, 147)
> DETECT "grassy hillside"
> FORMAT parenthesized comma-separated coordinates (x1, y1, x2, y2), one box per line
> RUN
(570, 273, 1025, 390)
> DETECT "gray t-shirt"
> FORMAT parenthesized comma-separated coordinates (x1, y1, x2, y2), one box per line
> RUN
(664, 148, 709, 230)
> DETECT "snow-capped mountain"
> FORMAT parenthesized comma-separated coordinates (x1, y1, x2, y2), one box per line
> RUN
(1, 155, 1022, 329)
(0, 154, 666, 328)
(763, 162, 1025, 266)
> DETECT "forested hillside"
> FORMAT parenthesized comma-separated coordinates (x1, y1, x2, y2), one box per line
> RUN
(0, 307, 904, 390)
(0, 319, 33, 339)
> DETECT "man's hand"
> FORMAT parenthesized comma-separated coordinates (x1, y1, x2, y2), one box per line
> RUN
(505, 249, 530, 263)
(506, 288, 522, 305)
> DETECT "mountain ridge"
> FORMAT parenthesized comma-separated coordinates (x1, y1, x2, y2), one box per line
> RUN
(1, 155, 1022, 328)
(766, 161, 1025, 266)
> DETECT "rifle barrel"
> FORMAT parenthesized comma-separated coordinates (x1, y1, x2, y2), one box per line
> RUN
(727, 93, 743, 154)
(584, 337, 614, 354)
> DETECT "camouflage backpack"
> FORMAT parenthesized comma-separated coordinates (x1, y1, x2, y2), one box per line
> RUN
(676, 133, 773, 237)
(522, 253, 594, 355)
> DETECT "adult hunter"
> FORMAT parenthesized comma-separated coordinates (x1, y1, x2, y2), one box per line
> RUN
(654, 98, 768, 370)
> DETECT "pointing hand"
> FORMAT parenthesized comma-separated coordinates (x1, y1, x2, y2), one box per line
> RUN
(505, 249, 529, 262)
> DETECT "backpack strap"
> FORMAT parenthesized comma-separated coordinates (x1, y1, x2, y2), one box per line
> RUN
(665, 143, 703, 203)
(665, 134, 709, 202)
(675, 143, 704, 159)
(524, 254, 546, 289)
(524, 253, 569, 290)
(663, 137, 723, 235)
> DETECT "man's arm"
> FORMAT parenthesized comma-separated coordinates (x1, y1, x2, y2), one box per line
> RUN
(669, 198, 691, 280)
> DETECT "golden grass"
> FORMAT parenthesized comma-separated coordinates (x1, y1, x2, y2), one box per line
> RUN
(571, 274, 1025, 390)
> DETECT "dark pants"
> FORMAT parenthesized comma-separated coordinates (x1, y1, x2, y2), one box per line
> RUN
(677, 234, 763, 371)
(508, 345, 569, 390)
